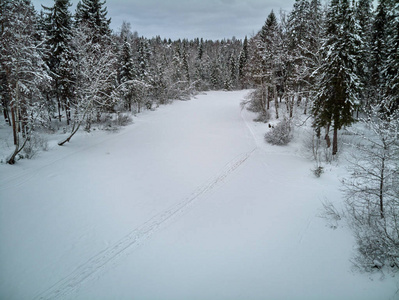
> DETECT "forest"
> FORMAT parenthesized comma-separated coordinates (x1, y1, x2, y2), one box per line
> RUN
(1, 0, 398, 274)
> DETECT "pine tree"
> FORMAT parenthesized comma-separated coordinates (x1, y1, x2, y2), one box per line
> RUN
(312, 0, 362, 155)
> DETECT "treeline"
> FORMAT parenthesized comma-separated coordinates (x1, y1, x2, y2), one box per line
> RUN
(0, 0, 245, 164)
(4, 0, 397, 165)
(244, 0, 398, 155)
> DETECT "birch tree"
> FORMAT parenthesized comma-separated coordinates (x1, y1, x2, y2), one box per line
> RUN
(0, 0, 51, 164)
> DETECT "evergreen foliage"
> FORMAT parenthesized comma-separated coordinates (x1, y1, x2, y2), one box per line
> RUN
(42, 0, 75, 124)
(311, 0, 361, 155)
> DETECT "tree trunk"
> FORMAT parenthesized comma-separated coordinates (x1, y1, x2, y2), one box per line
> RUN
(58, 121, 82, 146)
(274, 85, 279, 119)
(66, 100, 71, 126)
(297, 89, 302, 106)
(325, 123, 331, 148)
(304, 93, 308, 115)
(289, 95, 294, 118)
(1, 99, 11, 126)
(332, 125, 338, 155)
(379, 156, 385, 219)
(57, 86, 62, 122)
(7, 134, 29, 165)
(11, 82, 19, 145)
(59, 100, 92, 146)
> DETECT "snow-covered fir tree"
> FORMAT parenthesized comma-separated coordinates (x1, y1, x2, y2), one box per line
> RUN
(75, 0, 111, 42)
(42, 0, 75, 125)
(312, 0, 362, 155)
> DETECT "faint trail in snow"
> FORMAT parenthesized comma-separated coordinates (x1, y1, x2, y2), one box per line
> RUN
(298, 217, 313, 244)
(240, 105, 261, 149)
(33, 148, 256, 300)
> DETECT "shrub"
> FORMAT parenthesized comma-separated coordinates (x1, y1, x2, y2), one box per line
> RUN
(265, 117, 293, 145)
(22, 133, 48, 159)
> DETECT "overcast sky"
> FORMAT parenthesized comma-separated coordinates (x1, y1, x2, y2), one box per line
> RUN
(31, 0, 297, 40)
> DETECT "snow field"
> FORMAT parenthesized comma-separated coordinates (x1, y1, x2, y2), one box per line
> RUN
(0, 90, 397, 299)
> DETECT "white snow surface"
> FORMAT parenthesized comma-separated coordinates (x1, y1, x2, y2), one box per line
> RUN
(0, 90, 397, 299)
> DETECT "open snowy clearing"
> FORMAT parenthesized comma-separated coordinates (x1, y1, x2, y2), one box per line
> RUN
(0, 90, 397, 299)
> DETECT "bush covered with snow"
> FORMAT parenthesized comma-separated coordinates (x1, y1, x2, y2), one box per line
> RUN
(22, 133, 49, 159)
(264, 117, 293, 145)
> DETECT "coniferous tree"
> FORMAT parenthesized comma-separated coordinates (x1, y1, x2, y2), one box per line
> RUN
(312, 0, 362, 155)
(228, 53, 237, 90)
(42, 0, 75, 125)
(355, 0, 373, 109)
(119, 38, 135, 111)
(182, 40, 190, 85)
(384, 1, 399, 114)
(75, 0, 111, 42)
(238, 36, 248, 88)
(370, 0, 389, 107)
(258, 11, 281, 118)
(285, 0, 311, 115)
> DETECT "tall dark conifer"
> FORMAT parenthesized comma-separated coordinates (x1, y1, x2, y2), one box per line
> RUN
(238, 36, 248, 88)
(42, 0, 75, 124)
(312, 0, 362, 155)
(75, 0, 111, 42)
(370, 0, 388, 107)
(119, 38, 135, 111)
(384, 1, 399, 113)
(354, 0, 373, 109)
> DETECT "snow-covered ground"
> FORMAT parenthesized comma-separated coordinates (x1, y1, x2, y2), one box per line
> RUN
(0, 90, 397, 299)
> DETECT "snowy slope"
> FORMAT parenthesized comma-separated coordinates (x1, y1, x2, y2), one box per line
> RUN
(0, 91, 397, 299)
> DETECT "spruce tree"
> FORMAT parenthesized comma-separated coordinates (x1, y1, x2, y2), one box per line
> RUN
(238, 36, 248, 88)
(182, 40, 190, 85)
(370, 0, 389, 107)
(354, 0, 373, 110)
(228, 53, 237, 90)
(119, 39, 135, 111)
(75, 0, 111, 42)
(42, 0, 75, 125)
(312, 0, 362, 155)
(384, 1, 399, 114)
(286, 0, 311, 111)
(260, 11, 281, 118)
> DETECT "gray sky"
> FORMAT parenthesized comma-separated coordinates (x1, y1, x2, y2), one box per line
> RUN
(32, 0, 297, 40)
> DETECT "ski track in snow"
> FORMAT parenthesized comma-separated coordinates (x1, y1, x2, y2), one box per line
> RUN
(33, 147, 256, 300)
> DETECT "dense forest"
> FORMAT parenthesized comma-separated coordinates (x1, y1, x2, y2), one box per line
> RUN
(1, 0, 398, 272)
